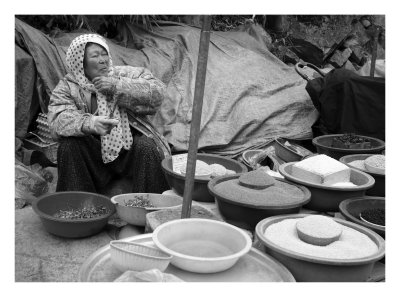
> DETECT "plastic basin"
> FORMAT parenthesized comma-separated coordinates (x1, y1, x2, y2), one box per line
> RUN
(152, 218, 252, 273)
(340, 154, 385, 197)
(312, 134, 385, 160)
(110, 241, 172, 272)
(255, 214, 385, 282)
(339, 197, 385, 238)
(111, 193, 183, 226)
(279, 162, 375, 212)
(161, 153, 248, 202)
(32, 191, 115, 238)
(275, 138, 313, 162)
(208, 174, 311, 230)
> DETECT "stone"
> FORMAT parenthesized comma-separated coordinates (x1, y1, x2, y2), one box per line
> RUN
(328, 47, 352, 68)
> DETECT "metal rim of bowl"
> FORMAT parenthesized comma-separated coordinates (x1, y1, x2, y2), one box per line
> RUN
(312, 134, 385, 153)
(339, 154, 385, 177)
(255, 213, 385, 266)
(208, 173, 311, 209)
(338, 197, 385, 233)
(278, 162, 375, 191)
(111, 193, 182, 211)
(32, 191, 116, 223)
(161, 153, 248, 184)
(152, 218, 252, 262)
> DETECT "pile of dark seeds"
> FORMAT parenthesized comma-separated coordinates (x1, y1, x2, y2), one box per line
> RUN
(360, 208, 385, 226)
(335, 133, 368, 145)
(124, 195, 154, 208)
(53, 205, 110, 219)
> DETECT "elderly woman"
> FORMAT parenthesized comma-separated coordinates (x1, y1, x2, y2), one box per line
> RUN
(48, 34, 171, 194)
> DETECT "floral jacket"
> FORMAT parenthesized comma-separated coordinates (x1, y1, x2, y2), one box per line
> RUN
(48, 65, 171, 158)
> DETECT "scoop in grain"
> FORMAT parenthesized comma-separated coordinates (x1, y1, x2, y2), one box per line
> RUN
(296, 215, 343, 246)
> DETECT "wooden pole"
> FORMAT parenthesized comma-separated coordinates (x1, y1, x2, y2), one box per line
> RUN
(181, 15, 212, 219)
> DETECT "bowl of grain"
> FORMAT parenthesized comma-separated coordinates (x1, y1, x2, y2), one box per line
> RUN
(312, 134, 385, 160)
(152, 218, 252, 273)
(339, 197, 385, 238)
(208, 170, 311, 230)
(339, 154, 385, 197)
(279, 161, 375, 212)
(161, 153, 248, 202)
(111, 193, 183, 226)
(255, 213, 385, 282)
(32, 191, 115, 238)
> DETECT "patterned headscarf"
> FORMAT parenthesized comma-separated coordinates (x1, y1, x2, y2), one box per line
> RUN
(66, 34, 133, 163)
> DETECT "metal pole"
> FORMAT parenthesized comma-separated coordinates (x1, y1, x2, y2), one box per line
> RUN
(181, 15, 212, 219)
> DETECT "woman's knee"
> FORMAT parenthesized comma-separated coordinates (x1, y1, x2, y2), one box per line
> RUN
(57, 136, 98, 160)
(134, 135, 160, 157)
(58, 137, 84, 154)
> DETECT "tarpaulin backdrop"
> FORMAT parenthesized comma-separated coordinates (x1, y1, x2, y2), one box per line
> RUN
(15, 18, 318, 157)
(306, 68, 385, 141)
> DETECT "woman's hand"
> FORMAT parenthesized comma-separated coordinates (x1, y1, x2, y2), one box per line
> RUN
(91, 116, 119, 136)
(92, 77, 117, 98)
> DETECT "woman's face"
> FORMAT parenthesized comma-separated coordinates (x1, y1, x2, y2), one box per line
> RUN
(83, 43, 110, 81)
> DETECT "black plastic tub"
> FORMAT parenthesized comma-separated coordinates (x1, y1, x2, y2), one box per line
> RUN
(279, 162, 375, 212)
(255, 214, 385, 282)
(161, 154, 248, 202)
(33, 191, 115, 238)
(208, 174, 311, 230)
(312, 134, 385, 160)
(339, 197, 385, 238)
(339, 154, 385, 197)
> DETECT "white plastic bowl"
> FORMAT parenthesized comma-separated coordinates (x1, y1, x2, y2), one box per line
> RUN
(111, 193, 183, 226)
(152, 218, 252, 273)
(110, 240, 172, 272)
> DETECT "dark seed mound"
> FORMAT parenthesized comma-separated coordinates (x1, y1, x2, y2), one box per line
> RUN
(238, 169, 275, 189)
(53, 205, 110, 219)
(360, 208, 385, 226)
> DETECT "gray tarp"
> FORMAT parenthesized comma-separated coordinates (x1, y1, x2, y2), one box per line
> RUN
(15, 18, 318, 157)
(15, 45, 38, 138)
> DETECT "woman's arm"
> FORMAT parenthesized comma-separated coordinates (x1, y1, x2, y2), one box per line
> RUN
(112, 66, 166, 115)
(47, 79, 93, 139)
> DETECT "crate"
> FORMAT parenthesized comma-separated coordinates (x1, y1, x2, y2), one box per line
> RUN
(23, 136, 58, 164)
(23, 113, 58, 163)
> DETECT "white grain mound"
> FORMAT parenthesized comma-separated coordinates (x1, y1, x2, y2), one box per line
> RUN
(264, 218, 378, 259)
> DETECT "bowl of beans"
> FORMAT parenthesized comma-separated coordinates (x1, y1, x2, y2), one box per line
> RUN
(339, 197, 385, 238)
(340, 154, 385, 197)
(32, 191, 116, 238)
(111, 193, 183, 226)
(255, 213, 385, 282)
(312, 134, 385, 160)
